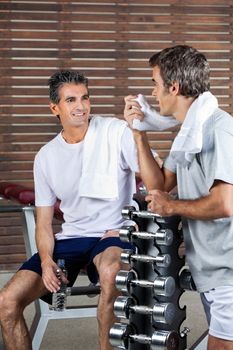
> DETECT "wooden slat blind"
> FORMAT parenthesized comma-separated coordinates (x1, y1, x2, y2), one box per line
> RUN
(1, 0, 233, 271)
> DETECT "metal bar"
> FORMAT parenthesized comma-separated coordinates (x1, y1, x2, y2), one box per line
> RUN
(0, 205, 23, 213)
(67, 285, 101, 296)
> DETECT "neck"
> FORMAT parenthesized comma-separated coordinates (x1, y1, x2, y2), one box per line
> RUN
(62, 125, 89, 144)
(173, 96, 196, 122)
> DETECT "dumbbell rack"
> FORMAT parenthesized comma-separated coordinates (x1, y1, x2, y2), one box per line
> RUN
(110, 197, 192, 350)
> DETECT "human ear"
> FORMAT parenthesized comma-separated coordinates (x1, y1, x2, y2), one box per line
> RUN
(169, 81, 179, 95)
(49, 102, 59, 118)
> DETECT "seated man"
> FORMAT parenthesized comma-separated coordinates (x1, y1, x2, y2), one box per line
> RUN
(0, 70, 164, 350)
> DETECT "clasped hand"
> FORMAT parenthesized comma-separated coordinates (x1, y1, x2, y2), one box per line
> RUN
(145, 190, 174, 217)
(124, 95, 144, 127)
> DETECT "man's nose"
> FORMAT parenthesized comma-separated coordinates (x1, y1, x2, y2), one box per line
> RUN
(152, 87, 157, 97)
(75, 99, 85, 110)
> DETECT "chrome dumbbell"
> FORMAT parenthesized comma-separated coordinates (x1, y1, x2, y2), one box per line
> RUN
(119, 225, 173, 246)
(122, 205, 162, 220)
(109, 322, 179, 350)
(114, 295, 176, 325)
(179, 268, 196, 291)
(116, 270, 176, 297)
(121, 249, 171, 268)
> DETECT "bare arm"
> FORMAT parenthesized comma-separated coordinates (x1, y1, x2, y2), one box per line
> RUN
(36, 206, 67, 292)
(146, 180, 233, 220)
(133, 130, 164, 190)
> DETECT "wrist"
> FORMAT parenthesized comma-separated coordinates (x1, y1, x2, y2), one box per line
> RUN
(133, 130, 147, 142)
(41, 255, 53, 267)
(167, 198, 177, 216)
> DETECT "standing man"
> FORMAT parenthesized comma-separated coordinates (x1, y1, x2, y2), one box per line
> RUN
(0, 70, 156, 350)
(124, 45, 233, 350)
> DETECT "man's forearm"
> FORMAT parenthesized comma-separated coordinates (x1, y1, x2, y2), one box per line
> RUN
(147, 186, 233, 220)
(133, 131, 164, 191)
(36, 225, 55, 264)
(170, 196, 228, 220)
(171, 181, 233, 220)
(36, 223, 63, 292)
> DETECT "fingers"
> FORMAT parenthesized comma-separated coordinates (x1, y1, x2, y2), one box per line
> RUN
(145, 190, 173, 217)
(124, 97, 143, 115)
(124, 94, 137, 103)
(43, 271, 60, 293)
(100, 230, 119, 240)
(124, 106, 144, 127)
(54, 266, 69, 286)
(145, 190, 159, 203)
(42, 264, 67, 293)
(124, 94, 144, 110)
(130, 107, 144, 119)
(59, 272, 69, 285)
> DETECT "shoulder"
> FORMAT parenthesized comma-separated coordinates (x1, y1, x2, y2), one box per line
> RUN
(213, 108, 233, 134)
(35, 133, 61, 160)
(90, 116, 128, 141)
(203, 108, 233, 141)
(91, 115, 127, 128)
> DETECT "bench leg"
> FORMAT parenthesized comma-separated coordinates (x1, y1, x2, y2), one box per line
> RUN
(30, 300, 49, 350)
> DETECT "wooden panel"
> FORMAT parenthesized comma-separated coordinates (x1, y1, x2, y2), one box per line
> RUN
(0, 0, 233, 271)
(0, 209, 62, 272)
(0, 211, 25, 271)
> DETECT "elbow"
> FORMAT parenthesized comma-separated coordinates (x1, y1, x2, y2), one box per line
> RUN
(221, 202, 233, 218)
(223, 209, 233, 218)
(145, 180, 164, 192)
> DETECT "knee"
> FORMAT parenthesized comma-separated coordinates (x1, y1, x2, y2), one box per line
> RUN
(99, 261, 122, 293)
(0, 290, 21, 323)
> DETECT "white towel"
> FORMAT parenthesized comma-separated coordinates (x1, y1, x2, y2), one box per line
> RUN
(132, 94, 180, 131)
(170, 91, 218, 165)
(79, 116, 127, 200)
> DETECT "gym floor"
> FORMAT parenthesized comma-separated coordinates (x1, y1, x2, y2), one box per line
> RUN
(0, 273, 208, 350)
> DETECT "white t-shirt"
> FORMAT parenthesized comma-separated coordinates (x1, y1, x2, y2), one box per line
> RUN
(34, 118, 139, 240)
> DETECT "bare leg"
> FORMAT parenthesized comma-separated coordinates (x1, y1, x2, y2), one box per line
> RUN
(208, 335, 233, 350)
(93, 246, 129, 350)
(0, 270, 48, 350)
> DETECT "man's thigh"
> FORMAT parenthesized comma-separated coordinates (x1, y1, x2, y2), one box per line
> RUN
(1, 270, 47, 306)
(89, 236, 134, 281)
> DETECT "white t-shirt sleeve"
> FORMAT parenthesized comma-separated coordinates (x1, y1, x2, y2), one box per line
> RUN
(33, 152, 57, 207)
(120, 127, 139, 173)
(164, 154, 177, 174)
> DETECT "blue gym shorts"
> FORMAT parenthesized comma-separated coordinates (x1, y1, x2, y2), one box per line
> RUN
(19, 236, 134, 304)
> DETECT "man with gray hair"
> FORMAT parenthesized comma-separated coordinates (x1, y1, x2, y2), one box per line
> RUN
(0, 70, 158, 350)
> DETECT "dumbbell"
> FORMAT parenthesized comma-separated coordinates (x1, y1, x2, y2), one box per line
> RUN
(119, 225, 173, 246)
(122, 205, 162, 220)
(179, 268, 196, 291)
(109, 322, 179, 350)
(121, 249, 171, 268)
(116, 270, 175, 297)
(114, 295, 176, 325)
